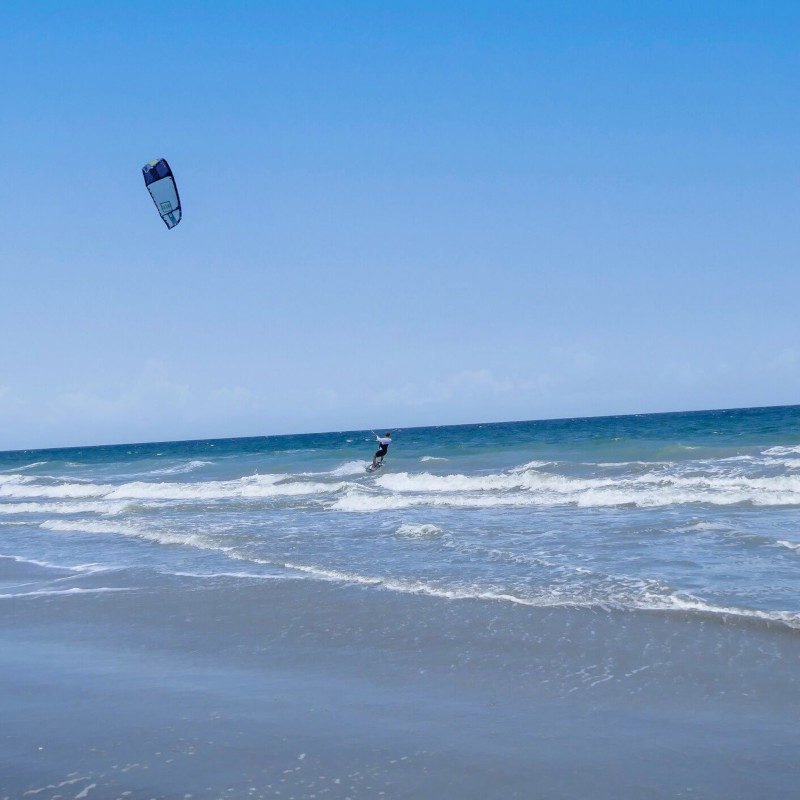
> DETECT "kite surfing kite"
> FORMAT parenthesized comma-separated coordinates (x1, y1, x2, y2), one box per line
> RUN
(142, 158, 182, 229)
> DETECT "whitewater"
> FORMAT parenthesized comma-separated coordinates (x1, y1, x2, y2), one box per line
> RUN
(2, 405, 800, 627)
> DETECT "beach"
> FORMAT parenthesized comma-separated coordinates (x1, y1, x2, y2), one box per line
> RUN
(4, 578, 799, 799)
(2, 408, 800, 797)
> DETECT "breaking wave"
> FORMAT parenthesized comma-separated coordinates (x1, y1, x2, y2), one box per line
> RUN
(331, 465, 800, 512)
(4, 455, 800, 515)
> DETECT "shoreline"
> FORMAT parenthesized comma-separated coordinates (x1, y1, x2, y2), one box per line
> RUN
(3, 578, 799, 798)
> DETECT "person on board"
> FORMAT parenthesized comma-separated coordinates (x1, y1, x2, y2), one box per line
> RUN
(372, 432, 392, 468)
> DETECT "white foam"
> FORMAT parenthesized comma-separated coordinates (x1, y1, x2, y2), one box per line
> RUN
(420, 456, 448, 462)
(327, 460, 369, 477)
(0, 587, 131, 599)
(0, 479, 112, 499)
(510, 460, 553, 471)
(776, 540, 800, 552)
(0, 553, 72, 570)
(105, 475, 346, 501)
(39, 518, 229, 552)
(148, 460, 213, 476)
(22, 775, 93, 796)
(0, 461, 48, 473)
(761, 458, 800, 469)
(395, 523, 445, 538)
(376, 470, 548, 493)
(7, 457, 800, 517)
(683, 521, 727, 532)
(169, 569, 287, 580)
(0, 501, 133, 515)
(0, 472, 348, 503)
(0, 554, 106, 573)
(277, 562, 800, 629)
(641, 593, 800, 628)
(326, 464, 800, 511)
(0, 474, 33, 486)
(41, 519, 151, 536)
(764, 445, 800, 456)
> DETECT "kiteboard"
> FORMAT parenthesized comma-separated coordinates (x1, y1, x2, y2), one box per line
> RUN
(366, 462, 384, 472)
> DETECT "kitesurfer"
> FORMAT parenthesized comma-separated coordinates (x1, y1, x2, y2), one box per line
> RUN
(372, 432, 392, 468)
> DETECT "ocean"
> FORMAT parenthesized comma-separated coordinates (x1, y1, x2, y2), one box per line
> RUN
(2, 406, 799, 798)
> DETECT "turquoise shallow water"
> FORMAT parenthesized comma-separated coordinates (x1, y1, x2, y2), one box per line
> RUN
(2, 404, 800, 626)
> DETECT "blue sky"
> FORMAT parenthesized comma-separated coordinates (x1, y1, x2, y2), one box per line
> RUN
(2, 1, 799, 449)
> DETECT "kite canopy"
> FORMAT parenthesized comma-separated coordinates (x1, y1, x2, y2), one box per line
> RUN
(142, 158, 182, 229)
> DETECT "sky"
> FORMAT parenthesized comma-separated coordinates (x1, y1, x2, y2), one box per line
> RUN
(2, 1, 799, 450)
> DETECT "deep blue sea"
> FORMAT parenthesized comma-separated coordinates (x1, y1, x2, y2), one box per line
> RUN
(3, 406, 800, 798)
(2, 405, 800, 626)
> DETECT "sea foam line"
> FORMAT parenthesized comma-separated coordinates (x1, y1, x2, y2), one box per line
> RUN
(0, 587, 132, 600)
(764, 445, 800, 456)
(0, 501, 134, 515)
(1, 474, 347, 502)
(278, 562, 800, 630)
(0, 461, 48, 473)
(145, 460, 213, 476)
(0, 553, 107, 573)
(40, 519, 234, 553)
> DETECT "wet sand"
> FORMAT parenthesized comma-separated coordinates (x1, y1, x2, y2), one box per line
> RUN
(2, 578, 799, 799)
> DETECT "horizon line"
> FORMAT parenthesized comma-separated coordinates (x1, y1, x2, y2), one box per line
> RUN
(2, 402, 799, 457)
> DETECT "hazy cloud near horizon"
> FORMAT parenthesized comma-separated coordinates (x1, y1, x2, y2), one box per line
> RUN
(3, 341, 799, 450)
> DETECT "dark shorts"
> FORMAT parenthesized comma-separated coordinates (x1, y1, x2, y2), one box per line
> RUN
(375, 445, 388, 458)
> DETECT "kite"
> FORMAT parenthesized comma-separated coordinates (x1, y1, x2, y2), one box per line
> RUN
(142, 158, 182, 229)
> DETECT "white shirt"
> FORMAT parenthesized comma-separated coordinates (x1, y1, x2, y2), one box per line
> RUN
(376, 436, 391, 446)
